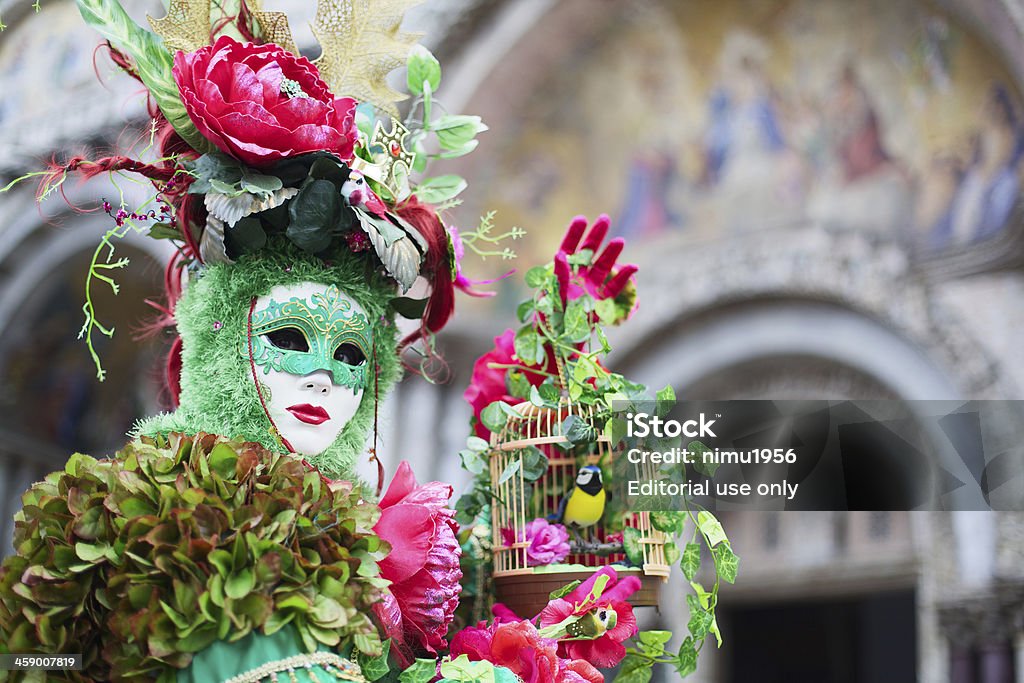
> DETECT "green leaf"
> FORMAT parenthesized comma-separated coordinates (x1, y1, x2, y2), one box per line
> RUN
(638, 629, 673, 649)
(75, 0, 214, 153)
(656, 384, 676, 403)
(208, 443, 238, 479)
(566, 248, 593, 266)
(681, 542, 701, 581)
(240, 170, 284, 196)
(356, 638, 391, 680)
(399, 658, 438, 683)
(622, 526, 644, 566)
(307, 156, 349, 185)
(529, 385, 547, 408)
(225, 568, 255, 600)
(514, 326, 543, 366)
(686, 594, 714, 639)
(561, 414, 595, 445)
(650, 511, 684, 533)
(713, 543, 740, 583)
(519, 446, 548, 481)
(433, 115, 488, 151)
(548, 579, 581, 601)
(287, 179, 340, 253)
(697, 511, 728, 547)
(407, 44, 442, 96)
(440, 655, 495, 682)
(516, 300, 536, 323)
(389, 296, 430, 319)
(496, 460, 521, 486)
(507, 370, 531, 400)
(467, 436, 489, 452)
(415, 174, 467, 203)
(594, 297, 617, 325)
(524, 266, 549, 288)
(459, 449, 485, 476)
(690, 441, 718, 477)
(563, 297, 592, 343)
(664, 540, 681, 565)
(675, 637, 699, 677)
(615, 653, 654, 683)
(538, 383, 560, 404)
(481, 401, 509, 434)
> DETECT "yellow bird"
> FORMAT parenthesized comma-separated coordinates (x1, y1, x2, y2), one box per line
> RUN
(558, 465, 607, 530)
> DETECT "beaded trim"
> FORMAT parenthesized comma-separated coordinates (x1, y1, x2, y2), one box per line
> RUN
(222, 653, 366, 683)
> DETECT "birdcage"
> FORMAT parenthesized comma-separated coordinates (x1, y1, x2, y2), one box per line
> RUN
(489, 392, 670, 618)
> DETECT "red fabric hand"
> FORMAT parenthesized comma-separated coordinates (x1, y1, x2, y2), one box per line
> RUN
(553, 215, 638, 317)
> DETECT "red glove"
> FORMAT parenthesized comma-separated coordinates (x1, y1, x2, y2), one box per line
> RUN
(553, 214, 638, 321)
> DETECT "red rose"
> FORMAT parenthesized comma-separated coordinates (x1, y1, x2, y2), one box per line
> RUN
(373, 462, 462, 667)
(172, 35, 358, 167)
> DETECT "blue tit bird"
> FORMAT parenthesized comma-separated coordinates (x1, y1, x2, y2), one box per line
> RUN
(556, 465, 607, 532)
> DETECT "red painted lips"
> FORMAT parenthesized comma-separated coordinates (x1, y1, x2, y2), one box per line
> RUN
(286, 404, 330, 425)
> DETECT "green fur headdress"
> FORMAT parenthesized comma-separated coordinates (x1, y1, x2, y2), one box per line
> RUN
(139, 240, 401, 478)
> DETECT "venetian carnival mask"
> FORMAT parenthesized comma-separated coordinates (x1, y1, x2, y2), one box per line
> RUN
(244, 282, 372, 456)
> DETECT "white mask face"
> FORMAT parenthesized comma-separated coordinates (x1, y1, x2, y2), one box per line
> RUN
(246, 282, 371, 456)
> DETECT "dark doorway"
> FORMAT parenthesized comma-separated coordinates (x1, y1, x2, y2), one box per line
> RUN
(722, 590, 917, 683)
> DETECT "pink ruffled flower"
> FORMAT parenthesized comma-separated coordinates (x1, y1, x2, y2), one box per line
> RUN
(373, 462, 462, 667)
(537, 567, 640, 668)
(501, 518, 570, 566)
(463, 329, 547, 439)
(172, 35, 358, 167)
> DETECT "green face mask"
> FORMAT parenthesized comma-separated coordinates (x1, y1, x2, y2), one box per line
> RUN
(245, 285, 373, 392)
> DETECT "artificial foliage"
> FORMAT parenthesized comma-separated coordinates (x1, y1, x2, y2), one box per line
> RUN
(138, 240, 401, 478)
(0, 433, 389, 682)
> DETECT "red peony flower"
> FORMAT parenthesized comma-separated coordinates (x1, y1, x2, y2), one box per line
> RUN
(172, 35, 358, 167)
(373, 461, 462, 667)
(538, 567, 640, 668)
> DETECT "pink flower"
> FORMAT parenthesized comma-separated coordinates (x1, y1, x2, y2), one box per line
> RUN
(538, 567, 640, 668)
(172, 36, 358, 167)
(501, 518, 570, 566)
(373, 462, 462, 667)
(463, 329, 547, 439)
(450, 620, 604, 683)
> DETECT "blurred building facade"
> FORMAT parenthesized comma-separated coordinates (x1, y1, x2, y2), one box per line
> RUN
(1, 0, 1024, 681)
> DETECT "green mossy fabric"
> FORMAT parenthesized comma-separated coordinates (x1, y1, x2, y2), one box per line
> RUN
(138, 239, 402, 479)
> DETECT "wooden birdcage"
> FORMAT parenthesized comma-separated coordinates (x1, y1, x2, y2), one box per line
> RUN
(489, 387, 670, 617)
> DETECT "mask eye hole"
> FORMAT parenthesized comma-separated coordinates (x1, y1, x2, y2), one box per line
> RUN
(265, 328, 309, 352)
(334, 343, 366, 366)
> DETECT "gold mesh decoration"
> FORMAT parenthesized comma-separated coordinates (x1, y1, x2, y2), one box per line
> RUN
(311, 0, 423, 118)
(148, 0, 211, 54)
(252, 11, 299, 56)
